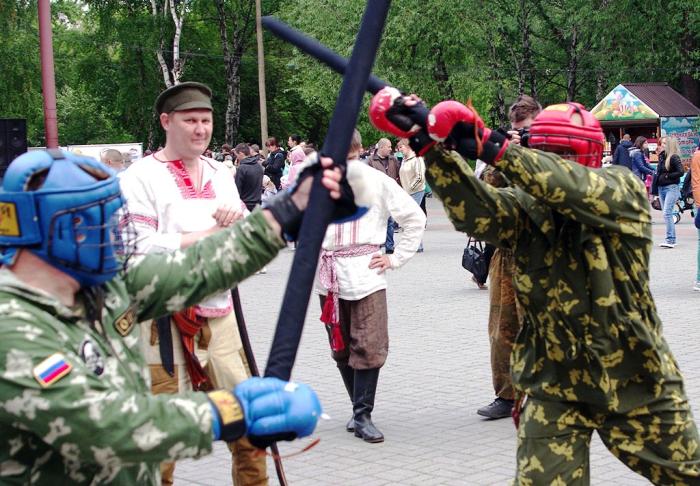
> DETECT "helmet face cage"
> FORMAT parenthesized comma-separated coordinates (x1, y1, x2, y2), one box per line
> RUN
(530, 135, 603, 168)
(47, 193, 135, 283)
(114, 202, 138, 265)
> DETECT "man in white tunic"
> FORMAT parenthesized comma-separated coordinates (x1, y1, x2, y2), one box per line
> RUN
(316, 130, 425, 443)
(120, 82, 267, 485)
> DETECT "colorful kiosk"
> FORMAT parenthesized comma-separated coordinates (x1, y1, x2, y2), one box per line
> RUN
(591, 83, 700, 163)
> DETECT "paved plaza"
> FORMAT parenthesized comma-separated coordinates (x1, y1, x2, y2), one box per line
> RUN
(176, 197, 700, 485)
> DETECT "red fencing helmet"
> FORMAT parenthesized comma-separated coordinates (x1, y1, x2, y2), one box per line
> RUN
(528, 102, 605, 168)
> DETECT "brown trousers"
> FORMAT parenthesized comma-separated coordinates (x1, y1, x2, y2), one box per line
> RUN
(488, 248, 522, 400)
(148, 313, 268, 486)
(320, 289, 389, 370)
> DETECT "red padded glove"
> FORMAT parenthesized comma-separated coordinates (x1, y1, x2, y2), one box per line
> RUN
(369, 87, 435, 155)
(428, 100, 509, 165)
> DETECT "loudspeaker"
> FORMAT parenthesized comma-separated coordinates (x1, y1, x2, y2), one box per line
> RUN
(0, 119, 28, 178)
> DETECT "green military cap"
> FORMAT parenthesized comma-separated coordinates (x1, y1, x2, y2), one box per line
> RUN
(155, 81, 213, 114)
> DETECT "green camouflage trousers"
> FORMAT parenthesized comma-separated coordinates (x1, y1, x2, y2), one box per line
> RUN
(515, 375, 700, 485)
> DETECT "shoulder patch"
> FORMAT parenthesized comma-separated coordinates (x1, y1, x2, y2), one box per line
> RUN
(114, 305, 137, 336)
(33, 353, 72, 387)
(79, 338, 105, 376)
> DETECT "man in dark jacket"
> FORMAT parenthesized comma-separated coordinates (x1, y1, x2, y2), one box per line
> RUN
(234, 143, 264, 211)
(612, 133, 633, 169)
(263, 137, 286, 190)
(368, 138, 401, 184)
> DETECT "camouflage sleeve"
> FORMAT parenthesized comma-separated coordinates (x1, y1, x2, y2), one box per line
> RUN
(495, 144, 651, 236)
(125, 209, 285, 322)
(0, 319, 214, 477)
(424, 147, 522, 247)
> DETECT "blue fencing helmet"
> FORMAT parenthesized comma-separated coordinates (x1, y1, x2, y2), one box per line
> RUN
(0, 149, 127, 287)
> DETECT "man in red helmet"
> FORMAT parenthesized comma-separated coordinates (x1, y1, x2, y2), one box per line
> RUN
(369, 88, 700, 484)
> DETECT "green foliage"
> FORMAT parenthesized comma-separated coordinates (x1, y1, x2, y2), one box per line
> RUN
(0, 0, 44, 145)
(57, 85, 132, 144)
(0, 0, 698, 150)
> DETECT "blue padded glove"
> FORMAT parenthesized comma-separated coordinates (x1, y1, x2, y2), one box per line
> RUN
(234, 377, 322, 449)
(695, 206, 700, 229)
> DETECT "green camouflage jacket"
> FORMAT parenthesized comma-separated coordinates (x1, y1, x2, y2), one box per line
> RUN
(0, 211, 284, 484)
(426, 144, 678, 409)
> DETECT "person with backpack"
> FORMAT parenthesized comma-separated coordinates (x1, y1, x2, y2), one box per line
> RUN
(612, 133, 633, 169)
(629, 136, 655, 182)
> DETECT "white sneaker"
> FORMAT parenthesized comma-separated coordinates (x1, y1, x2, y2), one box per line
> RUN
(659, 242, 676, 248)
(694, 281, 700, 292)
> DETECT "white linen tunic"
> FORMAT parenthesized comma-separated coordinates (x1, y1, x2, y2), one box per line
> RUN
(120, 154, 244, 316)
(316, 162, 426, 301)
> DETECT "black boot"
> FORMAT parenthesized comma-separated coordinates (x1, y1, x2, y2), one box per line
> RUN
(352, 368, 384, 443)
(338, 364, 355, 432)
(476, 397, 514, 420)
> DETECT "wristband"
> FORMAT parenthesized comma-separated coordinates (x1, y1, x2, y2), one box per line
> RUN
(479, 129, 509, 165)
(409, 130, 436, 156)
(207, 390, 247, 442)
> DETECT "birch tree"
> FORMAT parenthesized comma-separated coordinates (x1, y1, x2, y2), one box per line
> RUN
(151, 0, 188, 87)
(212, 0, 256, 144)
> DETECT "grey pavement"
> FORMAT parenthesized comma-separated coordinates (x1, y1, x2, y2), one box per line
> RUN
(175, 197, 700, 486)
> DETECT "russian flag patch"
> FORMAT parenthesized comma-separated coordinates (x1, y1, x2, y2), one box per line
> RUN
(33, 353, 72, 388)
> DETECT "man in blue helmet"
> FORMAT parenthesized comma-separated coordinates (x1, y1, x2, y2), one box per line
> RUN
(0, 147, 370, 484)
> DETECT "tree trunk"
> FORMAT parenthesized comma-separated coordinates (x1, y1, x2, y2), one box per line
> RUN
(156, 43, 172, 88)
(680, 75, 700, 108)
(519, 0, 537, 99)
(596, 72, 607, 101)
(432, 47, 454, 100)
(678, 10, 699, 106)
(150, 0, 186, 87)
(224, 50, 243, 145)
(506, 38, 525, 96)
(215, 0, 255, 145)
(168, 0, 186, 84)
(566, 28, 578, 101)
(150, 1, 171, 87)
(486, 33, 506, 127)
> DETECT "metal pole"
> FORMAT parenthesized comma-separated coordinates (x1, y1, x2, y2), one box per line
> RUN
(256, 0, 269, 155)
(38, 0, 59, 148)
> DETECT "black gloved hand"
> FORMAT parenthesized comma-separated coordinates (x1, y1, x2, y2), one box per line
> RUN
(427, 100, 509, 165)
(369, 87, 435, 155)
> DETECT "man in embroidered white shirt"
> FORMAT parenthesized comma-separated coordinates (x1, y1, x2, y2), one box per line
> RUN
(316, 129, 426, 443)
(120, 82, 268, 486)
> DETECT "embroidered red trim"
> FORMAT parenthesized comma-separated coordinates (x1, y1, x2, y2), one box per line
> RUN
(166, 160, 216, 200)
(121, 213, 158, 230)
